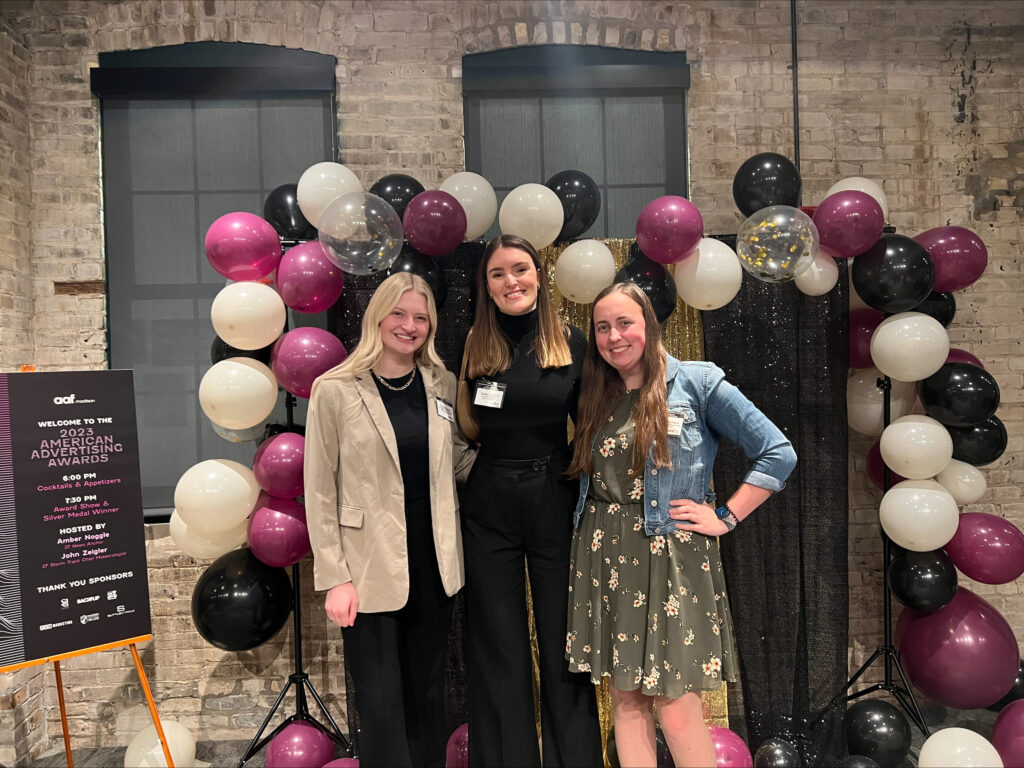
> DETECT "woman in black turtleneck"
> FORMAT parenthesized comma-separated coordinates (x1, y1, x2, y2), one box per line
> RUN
(459, 234, 602, 768)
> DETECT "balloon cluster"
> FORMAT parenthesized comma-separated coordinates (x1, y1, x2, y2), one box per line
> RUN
(837, 202, 1022, 717)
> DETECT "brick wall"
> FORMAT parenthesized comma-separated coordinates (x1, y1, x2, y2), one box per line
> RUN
(0, 0, 1020, 758)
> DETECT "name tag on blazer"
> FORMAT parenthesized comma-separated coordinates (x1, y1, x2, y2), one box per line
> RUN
(435, 396, 455, 422)
(667, 415, 684, 436)
(474, 380, 506, 408)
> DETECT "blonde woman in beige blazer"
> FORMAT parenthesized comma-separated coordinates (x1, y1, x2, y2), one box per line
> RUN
(305, 272, 475, 768)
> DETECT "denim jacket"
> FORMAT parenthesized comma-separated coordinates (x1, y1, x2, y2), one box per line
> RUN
(573, 357, 797, 536)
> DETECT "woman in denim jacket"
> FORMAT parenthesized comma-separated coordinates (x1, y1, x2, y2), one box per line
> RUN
(566, 282, 796, 767)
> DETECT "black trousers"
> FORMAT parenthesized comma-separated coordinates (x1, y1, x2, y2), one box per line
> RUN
(462, 452, 603, 768)
(342, 501, 453, 768)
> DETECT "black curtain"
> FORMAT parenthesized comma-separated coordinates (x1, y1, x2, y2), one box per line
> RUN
(702, 246, 850, 765)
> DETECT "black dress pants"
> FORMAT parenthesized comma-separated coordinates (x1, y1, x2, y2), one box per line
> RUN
(342, 501, 453, 768)
(462, 452, 602, 768)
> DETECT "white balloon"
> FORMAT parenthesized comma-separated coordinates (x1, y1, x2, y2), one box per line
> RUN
(498, 183, 563, 250)
(211, 281, 286, 351)
(846, 366, 917, 436)
(199, 358, 279, 430)
(296, 161, 362, 229)
(673, 237, 744, 310)
(935, 458, 988, 504)
(440, 171, 498, 240)
(879, 479, 960, 551)
(870, 312, 949, 382)
(825, 176, 889, 221)
(918, 727, 1003, 768)
(795, 245, 840, 296)
(880, 415, 953, 480)
(174, 459, 260, 536)
(211, 420, 268, 444)
(553, 240, 616, 303)
(124, 721, 197, 768)
(169, 509, 247, 560)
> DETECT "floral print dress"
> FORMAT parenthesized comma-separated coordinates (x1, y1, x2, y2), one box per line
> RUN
(566, 391, 738, 699)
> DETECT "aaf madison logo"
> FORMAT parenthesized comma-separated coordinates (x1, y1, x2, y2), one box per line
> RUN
(52, 393, 97, 405)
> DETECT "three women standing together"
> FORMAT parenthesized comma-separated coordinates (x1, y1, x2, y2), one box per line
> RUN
(305, 236, 795, 767)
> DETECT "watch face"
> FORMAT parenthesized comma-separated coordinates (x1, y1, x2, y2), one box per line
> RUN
(715, 505, 729, 519)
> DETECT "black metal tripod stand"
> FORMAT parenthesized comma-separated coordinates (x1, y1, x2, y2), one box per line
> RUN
(814, 375, 931, 736)
(237, 393, 352, 767)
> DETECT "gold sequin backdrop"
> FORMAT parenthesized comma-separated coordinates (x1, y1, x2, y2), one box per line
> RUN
(530, 238, 728, 762)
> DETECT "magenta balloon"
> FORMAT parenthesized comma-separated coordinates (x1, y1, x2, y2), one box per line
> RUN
(253, 432, 305, 498)
(402, 190, 467, 257)
(946, 347, 985, 369)
(276, 241, 345, 313)
(849, 308, 884, 368)
(896, 587, 1020, 710)
(866, 441, 906, 491)
(323, 760, 360, 768)
(710, 725, 753, 768)
(205, 212, 282, 281)
(993, 699, 1024, 766)
(265, 721, 334, 768)
(271, 327, 347, 399)
(944, 512, 1024, 585)
(445, 723, 469, 768)
(812, 191, 885, 259)
(913, 226, 988, 292)
(248, 492, 310, 568)
(635, 196, 704, 264)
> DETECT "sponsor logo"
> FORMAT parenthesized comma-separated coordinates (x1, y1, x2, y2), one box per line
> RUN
(80, 613, 99, 624)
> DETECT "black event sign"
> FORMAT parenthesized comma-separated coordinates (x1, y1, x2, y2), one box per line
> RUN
(0, 370, 151, 668)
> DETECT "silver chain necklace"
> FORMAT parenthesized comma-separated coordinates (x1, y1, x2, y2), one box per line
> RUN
(373, 367, 416, 391)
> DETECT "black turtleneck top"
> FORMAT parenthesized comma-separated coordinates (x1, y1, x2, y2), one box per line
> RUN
(470, 309, 587, 460)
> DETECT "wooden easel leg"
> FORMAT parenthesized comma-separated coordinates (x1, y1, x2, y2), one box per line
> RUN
(129, 644, 175, 768)
(53, 661, 73, 768)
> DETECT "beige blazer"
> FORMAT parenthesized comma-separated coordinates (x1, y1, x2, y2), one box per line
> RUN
(304, 363, 476, 613)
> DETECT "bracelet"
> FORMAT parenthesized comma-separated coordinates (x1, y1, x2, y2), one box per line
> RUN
(714, 504, 740, 532)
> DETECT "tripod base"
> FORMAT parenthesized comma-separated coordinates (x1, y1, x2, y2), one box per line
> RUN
(814, 644, 930, 736)
(237, 672, 352, 768)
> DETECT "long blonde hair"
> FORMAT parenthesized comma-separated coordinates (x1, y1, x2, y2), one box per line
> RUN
(312, 273, 444, 391)
(465, 234, 572, 377)
(568, 282, 671, 478)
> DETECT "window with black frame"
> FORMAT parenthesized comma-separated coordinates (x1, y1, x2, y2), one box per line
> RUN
(91, 42, 337, 517)
(462, 44, 690, 240)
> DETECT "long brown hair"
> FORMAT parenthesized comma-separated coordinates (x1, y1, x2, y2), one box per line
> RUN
(465, 234, 572, 377)
(568, 282, 670, 478)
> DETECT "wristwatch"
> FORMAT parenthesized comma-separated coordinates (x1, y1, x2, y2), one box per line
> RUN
(714, 504, 740, 532)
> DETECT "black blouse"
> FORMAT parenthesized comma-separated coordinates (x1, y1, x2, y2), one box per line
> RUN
(471, 309, 587, 461)
(373, 369, 430, 517)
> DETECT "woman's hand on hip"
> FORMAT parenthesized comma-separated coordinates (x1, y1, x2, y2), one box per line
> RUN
(325, 582, 359, 627)
(669, 498, 730, 536)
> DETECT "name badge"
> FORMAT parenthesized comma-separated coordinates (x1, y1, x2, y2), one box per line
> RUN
(474, 381, 506, 409)
(436, 396, 455, 422)
(666, 415, 684, 436)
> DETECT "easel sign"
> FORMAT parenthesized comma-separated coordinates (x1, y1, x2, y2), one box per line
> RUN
(0, 370, 152, 668)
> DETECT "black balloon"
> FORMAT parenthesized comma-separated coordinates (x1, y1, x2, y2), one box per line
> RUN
(987, 660, 1024, 712)
(850, 234, 935, 313)
(211, 335, 274, 366)
(263, 183, 317, 240)
(912, 290, 956, 327)
(838, 757, 881, 768)
(920, 362, 1000, 428)
(732, 153, 802, 216)
(887, 549, 958, 613)
(616, 243, 677, 323)
(369, 173, 425, 221)
(385, 244, 447, 309)
(946, 414, 1008, 466)
(191, 547, 293, 651)
(545, 169, 602, 240)
(753, 738, 801, 768)
(844, 699, 911, 767)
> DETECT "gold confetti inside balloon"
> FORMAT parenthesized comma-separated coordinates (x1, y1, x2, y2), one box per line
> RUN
(736, 204, 819, 283)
